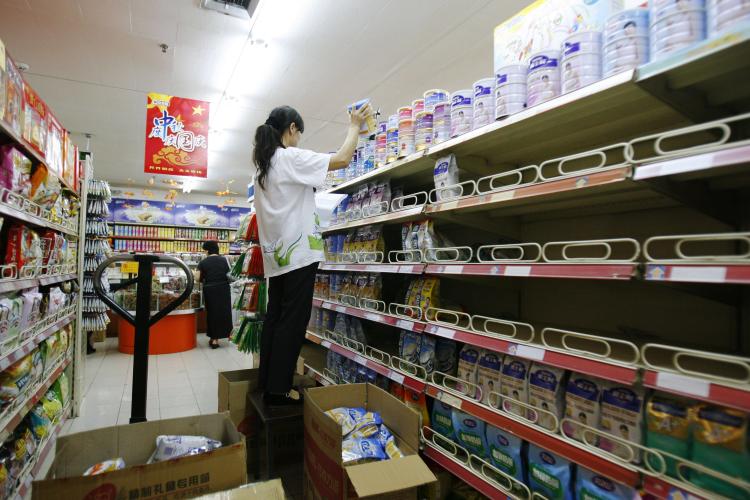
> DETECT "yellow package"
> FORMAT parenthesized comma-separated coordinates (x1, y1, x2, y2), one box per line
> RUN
(419, 277, 441, 311)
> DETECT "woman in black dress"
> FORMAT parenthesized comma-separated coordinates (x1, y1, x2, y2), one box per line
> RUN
(197, 241, 233, 348)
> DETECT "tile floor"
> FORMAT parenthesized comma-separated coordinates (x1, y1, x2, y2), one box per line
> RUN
(62, 337, 254, 435)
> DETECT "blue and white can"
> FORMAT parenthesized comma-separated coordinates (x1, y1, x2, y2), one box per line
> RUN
(450, 89, 473, 138)
(650, 7, 706, 58)
(495, 92, 526, 118)
(604, 8, 650, 44)
(708, 0, 750, 34)
(473, 77, 495, 130)
(424, 89, 449, 111)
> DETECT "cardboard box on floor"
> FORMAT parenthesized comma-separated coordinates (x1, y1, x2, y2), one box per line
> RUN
(32, 413, 246, 500)
(198, 478, 285, 499)
(304, 383, 436, 499)
(219, 369, 258, 428)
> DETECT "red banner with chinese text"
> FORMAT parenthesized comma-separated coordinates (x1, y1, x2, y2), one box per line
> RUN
(144, 93, 209, 178)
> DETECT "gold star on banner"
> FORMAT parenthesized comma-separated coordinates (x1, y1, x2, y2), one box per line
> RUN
(192, 104, 205, 116)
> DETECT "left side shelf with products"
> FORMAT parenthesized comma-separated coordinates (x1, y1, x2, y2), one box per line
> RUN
(0, 38, 81, 498)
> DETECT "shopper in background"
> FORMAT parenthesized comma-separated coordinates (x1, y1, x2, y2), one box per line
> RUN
(197, 240, 233, 349)
(253, 104, 372, 406)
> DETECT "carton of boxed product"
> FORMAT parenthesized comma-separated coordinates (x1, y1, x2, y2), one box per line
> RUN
(493, 0, 623, 71)
(304, 383, 437, 499)
(32, 413, 246, 500)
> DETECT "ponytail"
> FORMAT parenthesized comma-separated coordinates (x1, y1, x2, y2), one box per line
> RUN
(253, 105, 305, 189)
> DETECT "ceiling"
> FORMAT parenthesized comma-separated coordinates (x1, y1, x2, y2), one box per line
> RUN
(0, 0, 531, 196)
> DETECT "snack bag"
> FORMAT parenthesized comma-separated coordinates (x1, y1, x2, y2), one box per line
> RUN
(5, 223, 42, 275)
(418, 276, 440, 312)
(0, 297, 22, 343)
(691, 404, 750, 499)
(0, 355, 32, 408)
(377, 424, 404, 459)
(418, 333, 437, 374)
(41, 388, 63, 421)
(563, 373, 603, 442)
(432, 401, 456, 440)
(528, 363, 567, 432)
(528, 443, 573, 500)
(485, 424, 525, 484)
(83, 458, 126, 476)
(434, 154, 460, 200)
(148, 435, 222, 463)
(499, 356, 530, 417)
(451, 408, 489, 458)
(19, 290, 42, 331)
(31, 164, 61, 209)
(598, 382, 645, 461)
(477, 350, 503, 405)
(645, 393, 692, 477)
(399, 330, 422, 365)
(435, 338, 458, 375)
(29, 404, 51, 441)
(456, 345, 481, 398)
(575, 466, 638, 500)
(342, 437, 387, 464)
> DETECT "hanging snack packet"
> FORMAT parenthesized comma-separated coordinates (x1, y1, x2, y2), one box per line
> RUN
(485, 424, 525, 484)
(645, 393, 691, 478)
(477, 350, 503, 405)
(432, 401, 456, 440)
(342, 437, 387, 464)
(456, 345, 481, 397)
(434, 154, 461, 201)
(451, 408, 490, 458)
(691, 404, 750, 499)
(418, 333, 437, 374)
(83, 458, 126, 476)
(148, 435, 222, 463)
(399, 330, 422, 365)
(499, 356, 530, 418)
(598, 382, 645, 461)
(528, 443, 574, 500)
(435, 338, 458, 375)
(576, 466, 638, 500)
(563, 373, 603, 442)
(528, 363, 567, 432)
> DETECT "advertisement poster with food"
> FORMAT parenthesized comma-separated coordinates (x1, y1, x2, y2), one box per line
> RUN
(226, 207, 252, 228)
(144, 92, 209, 178)
(173, 203, 229, 228)
(111, 199, 175, 224)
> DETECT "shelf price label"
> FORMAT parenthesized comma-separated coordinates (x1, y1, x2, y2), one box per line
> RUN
(120, 261, 139, 274)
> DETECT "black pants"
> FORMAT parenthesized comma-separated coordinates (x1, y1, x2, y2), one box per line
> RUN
(259, 262, 318, 394)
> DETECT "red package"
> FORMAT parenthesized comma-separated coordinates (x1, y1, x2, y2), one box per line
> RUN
(62, 131, 78, 190)
(0, 145, 32, 197)
(23, 81, 47, 155)
(3, 56, 23, 136)
(4, 223, 42, 275)
(403, 387, 430, 427)
(46, 112, 64, 176)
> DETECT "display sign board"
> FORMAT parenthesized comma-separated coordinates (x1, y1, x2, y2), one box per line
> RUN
(144, 93, 209, 178)
(109, 198, 250, 228)
(111, 198, 175, 225)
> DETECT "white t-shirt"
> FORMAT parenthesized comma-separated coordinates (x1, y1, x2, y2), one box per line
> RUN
(254, 146, 331, 278)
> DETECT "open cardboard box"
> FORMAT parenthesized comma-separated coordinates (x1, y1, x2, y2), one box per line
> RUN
(33, 413, 246, 500)
(304, 383, 436, 499)
(198, 478, 285, 499)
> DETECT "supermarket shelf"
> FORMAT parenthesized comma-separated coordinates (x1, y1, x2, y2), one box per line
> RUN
(422, 323, 638, 386)
(0, 354, 72, 442)
(304, 362, 335, 386)
(422, 446, 508, 500)
(110, 236, 232, 242)
(634, 143, 750, 183)
(110, 221, 238, 231)
(305, 331, 425, 392)
(0, 272, 78, 294)
(314, 298, 426, 332)
(643, 474, 712, 500)
(319, 262, 424, 274)
(643, 264, 750, 284)
(324, 206, 424, 233)
(0, 197, 79, 237)
(0, 308, 76, 371)
(424, 384, 639, 487)
(426, 263, 637, 281)
(327, 152, 433, 194)
(0, 119, 78, 195)
(11, 404, 70, 500)
(643, 369, 750, 413)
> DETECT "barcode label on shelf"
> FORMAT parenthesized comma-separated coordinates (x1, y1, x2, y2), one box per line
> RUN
(443, 265, 464, 274)
(514, 344, 545, 360)
(321, 340, 331, 348)
(505, 265, 532, 277)
(438, 391, 463, 409)
(671, 266, 727, 283)
(435, 326, 456, 339)
(364, 312, 380, 322)
(354, 354, 367, 366)
(396, 319, 414, 330)
(399, 266, 414, 273)
(656, 372, 710, 397)
(372, 265, 391, 272)
(491, 191, 515, 203)
(390, 372, 405, 384)
(335, 305, 347, 313)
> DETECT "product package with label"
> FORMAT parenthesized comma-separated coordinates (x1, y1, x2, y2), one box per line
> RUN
(500, 356, 530, 418)
(528, 363, 566, 431)
(562, 373, 603, 442)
